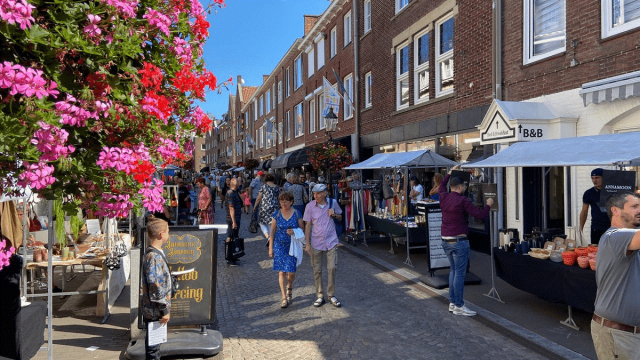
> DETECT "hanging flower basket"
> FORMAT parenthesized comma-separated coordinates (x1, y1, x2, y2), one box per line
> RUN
(308, 142, 353, 174)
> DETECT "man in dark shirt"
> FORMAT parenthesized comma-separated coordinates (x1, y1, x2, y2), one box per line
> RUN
(176, 177, 191, 224)
(439, 165, 493, 316)
(580, 168, 611, 245)
(225, 177, 243, 266)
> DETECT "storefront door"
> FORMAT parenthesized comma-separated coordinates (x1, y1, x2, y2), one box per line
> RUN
(522, 167, 565, 235)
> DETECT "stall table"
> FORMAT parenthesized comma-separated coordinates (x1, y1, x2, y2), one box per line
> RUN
(493, 248, 596, 329)
(364, 215, 426, 266)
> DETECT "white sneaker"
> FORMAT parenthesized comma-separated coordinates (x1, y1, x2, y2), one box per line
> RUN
(448, 303, 455, 312)
(453, 305, 477, 317)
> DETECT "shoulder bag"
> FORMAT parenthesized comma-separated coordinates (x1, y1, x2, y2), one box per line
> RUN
(329, 198, 344, 237)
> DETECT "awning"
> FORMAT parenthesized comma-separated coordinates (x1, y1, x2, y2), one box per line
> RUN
(262, 159, 272, 169)
(462, 132, 640, 168)
(579, 70, 640, 106)
(345, 150, 457, 170)
(288, 149, 310, 168)
(233, 167, 245, 172)
(271, 152, 294, 169)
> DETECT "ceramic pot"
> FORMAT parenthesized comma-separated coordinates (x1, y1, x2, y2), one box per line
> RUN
(577, 256, 590, 268)
(562, 251, 577, 266)
(587, 244, 599, 253)
(588, 252, 597, 260)
(549, 250, 563, 263)
(589, 258, 597, 271)
(575, 247, 589, 257)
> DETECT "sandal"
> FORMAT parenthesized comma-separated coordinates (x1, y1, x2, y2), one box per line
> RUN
(313, 297, 325, 307)
(280, 298, 288, 308)
(329, 296, 341, 308)
(287, 287, 293, 302)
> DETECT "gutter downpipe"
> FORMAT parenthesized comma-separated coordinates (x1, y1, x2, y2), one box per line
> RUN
(352, 0, 360, 162)
(493, 0, 504, 235)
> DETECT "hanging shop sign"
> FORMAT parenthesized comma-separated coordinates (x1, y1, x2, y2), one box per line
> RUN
(600, 170, 636, 210)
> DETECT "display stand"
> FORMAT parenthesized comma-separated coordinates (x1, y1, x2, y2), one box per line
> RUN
(483, 210, 504, 303)
(560, 305, 580, 330)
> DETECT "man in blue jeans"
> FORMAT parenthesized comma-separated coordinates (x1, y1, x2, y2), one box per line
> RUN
(439, 165, 493, 316)
(248, 171, 264, 222)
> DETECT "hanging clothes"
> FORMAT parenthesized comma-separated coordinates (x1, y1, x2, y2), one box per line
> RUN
(349, 189, 366, 232)
(0, 201, 23, 249)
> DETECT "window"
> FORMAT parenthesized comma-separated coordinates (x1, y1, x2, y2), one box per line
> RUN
(259, 127, 263, 149)
(259, 95, 264, 117)
(396, 43, 409, 109)
(436, 16, 454, 97)
(294, 55, 303, 89)
(307, 47, 315, 77)
(253, 100, 258, 121)
(318, 93, 326, 129)
(285, 67, 290, 97)
(294, 102, 304, 138)
(244, 112, 248, 130)
(396, 0, 409, 13)
(266, 124, 271, 149)
(310, 98, 316, 133)
(344, 74, 354, 119)
(602, 0, 640, 38)
(200, 143, 206, 150)
(265, 89, 271, 113)
(286, 111, 291, 140)
(255, 130, 258, 150)
(344, 11, 352, 47)
(364, 72, 372, 107)
(330, 26, 337, 57)
(364, 0, 372, 33)
(278, 81, 282, 103)
(523, 0, 566, 64)
(316, 37, 325, 69)
(414, 30, 430, 102)
(278, 122, 283, 144)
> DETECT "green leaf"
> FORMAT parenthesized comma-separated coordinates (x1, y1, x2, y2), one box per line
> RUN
(26, 24, 50, 45)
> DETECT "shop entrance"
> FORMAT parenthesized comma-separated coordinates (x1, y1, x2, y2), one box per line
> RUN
(522, 167, 565, 235)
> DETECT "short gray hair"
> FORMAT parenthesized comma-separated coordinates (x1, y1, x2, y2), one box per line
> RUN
(286, 172, 296, 181)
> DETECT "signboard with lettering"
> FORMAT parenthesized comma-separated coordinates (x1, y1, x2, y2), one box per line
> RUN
(600, 170, 636, 211)
(417, 202, 448, 271)
(139, 227, 217, 327)
(481, 112, 515, 143)
(482, 183, 499, 211)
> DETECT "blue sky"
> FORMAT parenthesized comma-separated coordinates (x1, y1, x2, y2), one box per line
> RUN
(198, 0, 331, 119)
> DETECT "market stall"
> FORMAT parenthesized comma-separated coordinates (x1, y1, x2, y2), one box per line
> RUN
(346, 150, 456, 267)
(461, 131, 640, 329)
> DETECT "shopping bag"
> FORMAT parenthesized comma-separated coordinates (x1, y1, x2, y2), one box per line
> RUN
(248, 218, 258, 233)
(225, 237, 245, 260)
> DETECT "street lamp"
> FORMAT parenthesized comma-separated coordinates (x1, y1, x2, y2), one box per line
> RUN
(323, 107, 338, 191)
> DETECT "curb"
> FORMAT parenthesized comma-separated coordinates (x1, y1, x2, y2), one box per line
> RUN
(338, 241, 591, 360)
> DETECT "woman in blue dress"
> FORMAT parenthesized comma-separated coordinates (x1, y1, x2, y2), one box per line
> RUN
(268, 191, 304, 308)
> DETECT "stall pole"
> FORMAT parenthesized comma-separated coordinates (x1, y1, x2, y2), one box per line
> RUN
(403, 167, 413, 267)
(46, 200, 53, 360)
(483, 209, 504, 303)
(560, 305, 580, 330)
(101, 216, 111, 324)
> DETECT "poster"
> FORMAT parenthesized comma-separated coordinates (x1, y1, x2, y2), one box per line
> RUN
(600, 170, 636, 211)
(140, 227, 217, 327)
(482, 183, 499, 211)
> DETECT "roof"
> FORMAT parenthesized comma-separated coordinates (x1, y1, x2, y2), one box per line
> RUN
(242, 86, 257, 105)
(345, 150, 457, 170)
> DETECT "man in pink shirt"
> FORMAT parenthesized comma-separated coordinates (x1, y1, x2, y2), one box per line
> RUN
(304, 184, 343, 308)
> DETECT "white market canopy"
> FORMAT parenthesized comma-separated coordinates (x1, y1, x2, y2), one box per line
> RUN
(346, 150, 457, 170)
(463, 131, 640, 168)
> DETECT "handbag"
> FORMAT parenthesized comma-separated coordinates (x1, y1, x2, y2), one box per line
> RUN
(29, 204, 42, 232)
(225, 236, 245, 260)
(248, 218, 258, 233)
(329, 198, 344, 237)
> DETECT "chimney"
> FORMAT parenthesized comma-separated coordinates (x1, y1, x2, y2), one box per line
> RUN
(237, 75, 243, 86)
(304, 15, 319, 36)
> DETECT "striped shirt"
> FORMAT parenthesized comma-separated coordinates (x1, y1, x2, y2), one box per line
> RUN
(303, 199, 342, 251)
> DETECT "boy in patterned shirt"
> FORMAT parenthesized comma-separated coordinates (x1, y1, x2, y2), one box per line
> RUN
(141, 216, 172, 359)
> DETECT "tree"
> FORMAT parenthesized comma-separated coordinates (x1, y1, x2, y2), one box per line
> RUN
(0, 0, 228, 217)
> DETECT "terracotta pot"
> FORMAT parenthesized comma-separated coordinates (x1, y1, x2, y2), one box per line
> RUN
(577, 256, 590, 268)
(562, 251, 577, 266)
(575, 247, 589, 257)
(589, 258, 597, 271)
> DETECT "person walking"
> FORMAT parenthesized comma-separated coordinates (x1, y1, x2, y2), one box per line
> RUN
(196, 177, 214, 225)
(579, 168, 611, 244)
(249, 171, 264, 221)
(439, 165, 493, 316)
(141, 216, 172, 360)
(218, 172, 228, 209)
(268, 191, 304, 308)
(289, 175, 308, 217)
(224, 177, 243, 266)
(254, 173, 281, 239)
(304, 183, 343, 308)
(208, 174, 217, 212)
(591, 192, 640, 360)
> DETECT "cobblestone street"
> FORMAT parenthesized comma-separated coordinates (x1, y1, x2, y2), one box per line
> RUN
(214, 212, 549, 360)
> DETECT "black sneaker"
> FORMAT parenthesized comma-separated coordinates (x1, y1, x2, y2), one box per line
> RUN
(226, 260, 239, 267)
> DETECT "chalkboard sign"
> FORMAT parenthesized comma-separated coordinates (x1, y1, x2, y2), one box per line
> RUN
(482, 183, 499, 211)
(139, 226, 217, 327)
(600, 170, 636, 210)
(417, 202, 449, 271)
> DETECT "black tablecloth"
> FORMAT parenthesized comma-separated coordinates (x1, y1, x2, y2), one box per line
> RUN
(493, 248, 597, 313)
(365, 215, 426, 243)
